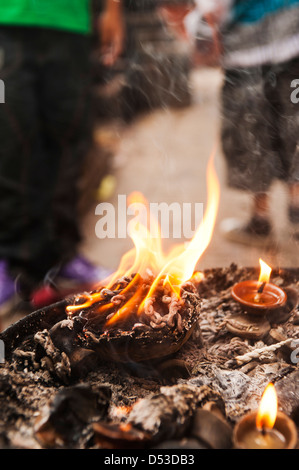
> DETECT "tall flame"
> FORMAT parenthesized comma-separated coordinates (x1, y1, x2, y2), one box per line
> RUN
(141, 154, 220, 301)
(256, 383, 278, 431)
(67, 151, 220, 326)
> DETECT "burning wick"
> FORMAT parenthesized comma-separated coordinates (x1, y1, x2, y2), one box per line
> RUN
(233, 383, 298, 449)
(253, 259, 272, 303)
(257, 282, 266, 294)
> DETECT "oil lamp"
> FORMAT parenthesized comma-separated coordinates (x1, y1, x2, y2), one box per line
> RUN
(231, 259, 287, 316)
(227, 259, 288, 339)
(233, 383, 297, 449)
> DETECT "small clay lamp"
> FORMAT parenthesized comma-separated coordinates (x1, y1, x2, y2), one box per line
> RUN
(234, 383, 298, 449)
(227, 259, 288, 340)
(232, 259, 287, 316)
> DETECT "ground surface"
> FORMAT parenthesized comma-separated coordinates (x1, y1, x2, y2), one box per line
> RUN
(81, 67, 299, 277)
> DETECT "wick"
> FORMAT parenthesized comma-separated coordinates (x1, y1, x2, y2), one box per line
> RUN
(261, 426, 266, 437)
(254, 282, 266, 303)
(257, 282, 266, 294)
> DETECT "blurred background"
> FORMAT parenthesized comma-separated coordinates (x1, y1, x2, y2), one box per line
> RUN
(80, 0, 298, 273)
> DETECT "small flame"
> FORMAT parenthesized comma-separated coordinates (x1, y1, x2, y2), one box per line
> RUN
(258, 258, 272, 284)
(256, 383, 278, 431)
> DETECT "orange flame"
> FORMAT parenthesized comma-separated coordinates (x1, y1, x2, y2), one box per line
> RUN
(256, 383, 278, 431)
(258, 258, 272, 284)
(138, 154, 220, 303)
(67, 151, 220, 327)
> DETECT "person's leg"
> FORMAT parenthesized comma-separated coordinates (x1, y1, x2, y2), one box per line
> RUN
(0, 27, 50, 306)
(220, 67, 280, 245)
(36, 29, 111, 283)
(269, 57, 299, 238)
(36, 30, 91, 258)
(248, 192, 272, 234)
(288, 182, 299, 224)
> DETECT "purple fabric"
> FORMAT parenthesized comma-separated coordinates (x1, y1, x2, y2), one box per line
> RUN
(0, 260, 15, 304)
(59, 255, 112, 283)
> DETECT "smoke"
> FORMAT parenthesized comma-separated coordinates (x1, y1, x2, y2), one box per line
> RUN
(184, 0, 233, 42)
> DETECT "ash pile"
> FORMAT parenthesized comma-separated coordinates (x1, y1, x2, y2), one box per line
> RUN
(0, 265, 299, 449)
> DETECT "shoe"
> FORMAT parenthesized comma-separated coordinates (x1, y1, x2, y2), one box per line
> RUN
(220, 215, 275, 247)
(0, 260, 16, 315)
(58, 255, 113, 285)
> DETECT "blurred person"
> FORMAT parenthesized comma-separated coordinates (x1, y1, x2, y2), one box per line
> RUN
(158, 1, 194, 41)
(0, 0, 124, 312)
(186, 0, 299, 246)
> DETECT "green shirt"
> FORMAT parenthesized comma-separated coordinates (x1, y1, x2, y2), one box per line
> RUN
(0, 0, 91, 34)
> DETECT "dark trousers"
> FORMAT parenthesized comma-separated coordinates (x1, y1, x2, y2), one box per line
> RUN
(0, 26, 92, 281)
(221, 57, 299, 193)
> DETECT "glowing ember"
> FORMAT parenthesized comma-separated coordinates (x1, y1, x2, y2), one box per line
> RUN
(110, 405, 132, 420)
(66, 153, 220, 331)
